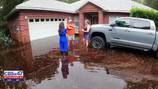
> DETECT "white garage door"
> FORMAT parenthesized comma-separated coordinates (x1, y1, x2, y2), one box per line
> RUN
(109, 16, 122, 24)
(28, 18, 67, 41)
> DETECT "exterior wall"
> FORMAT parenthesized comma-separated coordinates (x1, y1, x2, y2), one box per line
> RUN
(20, 10, 73, 19)
(8, 10, 73, 44)
(104, 15, 109, 24)
(19, 44, 33, 66)
(8, 14, 21, 44)
(79, 2, 102, 13)
(19, 12, 30, 44)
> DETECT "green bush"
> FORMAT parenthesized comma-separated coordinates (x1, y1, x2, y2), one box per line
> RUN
(0, 15, 12, 48)
(0, 27, 12, 48)
(130, 8, 158, 29)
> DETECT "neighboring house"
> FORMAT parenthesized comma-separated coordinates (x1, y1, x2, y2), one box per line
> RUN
(7, 0, 154, 44)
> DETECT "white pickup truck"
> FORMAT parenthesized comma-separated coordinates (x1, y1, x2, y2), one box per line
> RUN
(89, 17, 158, 57)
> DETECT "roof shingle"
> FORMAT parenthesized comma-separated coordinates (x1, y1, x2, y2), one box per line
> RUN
(12, 0, 156, 14)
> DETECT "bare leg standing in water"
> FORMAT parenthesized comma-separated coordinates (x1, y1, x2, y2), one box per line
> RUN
(82, 19, 91, 48)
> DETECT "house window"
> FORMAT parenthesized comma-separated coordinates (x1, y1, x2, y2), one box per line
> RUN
(41, 19, 45, 22)
(59, 19, 61, 21)
(75, 22, 79, 29)
(74, 16, 79, 33)
(29, 19, 34, 22)
(35, 19, 39, 22)
(55, 18, 58, 21)
(51, 19, 54, 21)
(46, 19, 49, 21)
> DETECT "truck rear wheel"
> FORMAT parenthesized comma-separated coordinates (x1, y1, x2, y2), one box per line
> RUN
(155, 50, 158, 59)
(91, 36, 105, 49)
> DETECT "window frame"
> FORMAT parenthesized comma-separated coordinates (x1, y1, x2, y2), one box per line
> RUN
(40, 18, 45, 22)
(59, 18, 61, 21)
(46, 18, 50, 22)
(35, 19, 40, 22)
(55, 18, 58, 21)
(29, 19, 34, 22)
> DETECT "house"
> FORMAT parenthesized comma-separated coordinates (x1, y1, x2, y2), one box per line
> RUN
(7, 0, 154, 44)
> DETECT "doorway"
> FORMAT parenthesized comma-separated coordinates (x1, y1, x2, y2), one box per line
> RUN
(84, 12, 98, 25)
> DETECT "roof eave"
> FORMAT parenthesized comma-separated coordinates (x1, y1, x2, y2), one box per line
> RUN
(19, 7, 75, 13)
(107, 10, 130, 13)
(7, 7, 76, 19)
(6, 8, 18, 19)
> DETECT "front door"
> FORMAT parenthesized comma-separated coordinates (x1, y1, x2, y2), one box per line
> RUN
(85, 13, 98, 25)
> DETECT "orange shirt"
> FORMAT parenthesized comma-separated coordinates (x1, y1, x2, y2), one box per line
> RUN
(67, 24, 75, 35)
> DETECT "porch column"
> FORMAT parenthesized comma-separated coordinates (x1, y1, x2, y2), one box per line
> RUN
(79, 12, 84, 31)
(98, 11, 104, 24)
(79, 12, 84, 39)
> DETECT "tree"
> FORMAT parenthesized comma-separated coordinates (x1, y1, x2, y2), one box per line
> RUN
(1, 0, 26, 16)
(0, 0, 26, 46)
(0, 0, 26, 25)
(142, 0, 158, 10)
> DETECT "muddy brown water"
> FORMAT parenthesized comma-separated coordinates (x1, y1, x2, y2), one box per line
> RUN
(0, 36, 158, 89)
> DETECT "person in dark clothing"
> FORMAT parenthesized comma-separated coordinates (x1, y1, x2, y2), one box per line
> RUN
(61, 57, 69, 79)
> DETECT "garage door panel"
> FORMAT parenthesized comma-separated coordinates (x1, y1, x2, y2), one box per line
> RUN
(28, 18, 67, 41)
(29, 24, 56, 40)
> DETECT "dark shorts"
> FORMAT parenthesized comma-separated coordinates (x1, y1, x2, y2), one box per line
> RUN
(84, 32, 89, 40)
(60, 51, 68, 55)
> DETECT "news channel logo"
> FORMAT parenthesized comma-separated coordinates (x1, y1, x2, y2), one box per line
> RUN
(3, 70, 24, 82)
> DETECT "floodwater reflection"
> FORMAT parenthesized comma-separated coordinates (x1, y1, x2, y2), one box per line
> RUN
(25, 57, 126, 89)
(61, 57, 69, 79)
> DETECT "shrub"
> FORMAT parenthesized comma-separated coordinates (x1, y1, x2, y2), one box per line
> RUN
(0, 27, 12, 48)
(0, 15, 12, 48)
(130, 8, 158, 29)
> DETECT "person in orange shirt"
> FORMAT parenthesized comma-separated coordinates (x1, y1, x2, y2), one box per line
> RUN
(67, 19, 75, 54)
(67, 19, 75, 41)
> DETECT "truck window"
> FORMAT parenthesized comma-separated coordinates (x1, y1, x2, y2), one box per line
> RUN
(115, 18, 130, 27)
(131, 19, 150, 30)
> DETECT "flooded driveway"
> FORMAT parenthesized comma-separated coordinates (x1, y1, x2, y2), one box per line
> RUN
(0, 36, 158, 89)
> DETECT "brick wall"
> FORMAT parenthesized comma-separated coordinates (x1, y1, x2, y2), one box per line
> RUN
(79, 2, 102, 13)
(20, 10, 73, 19)
(7, 14, 22, 44)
